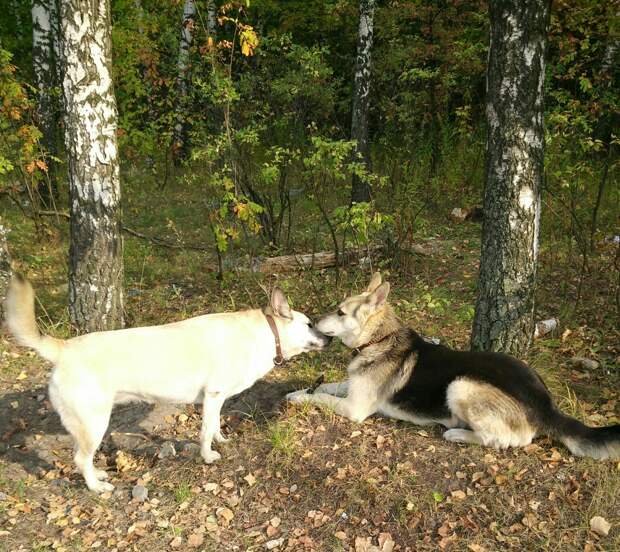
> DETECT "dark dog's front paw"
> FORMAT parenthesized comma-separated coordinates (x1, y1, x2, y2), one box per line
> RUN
(286, 389, 310, 403)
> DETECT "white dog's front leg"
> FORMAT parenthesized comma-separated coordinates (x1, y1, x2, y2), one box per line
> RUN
(201, 392, 226, 463)
(287, 390, 375, 423)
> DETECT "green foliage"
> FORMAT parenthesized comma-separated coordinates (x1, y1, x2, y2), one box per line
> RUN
(545, 0, 619, 256)
(0, 48, 46, 191)
(0, 0, 617, 287)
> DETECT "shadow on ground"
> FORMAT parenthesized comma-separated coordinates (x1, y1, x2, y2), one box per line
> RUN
(0, 378, 298, 482)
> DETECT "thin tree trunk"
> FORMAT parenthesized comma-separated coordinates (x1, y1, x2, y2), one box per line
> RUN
(32, 0, 60, 204)
(11, 0, 24, 44)
(471, 0, 551, 355)
(0, 219, 11, 320)
(350, 0, 375, 204)
(172, 0, 196, 164)
(589, 144, 611, 252)
(59, 0, 124, 332)
(207, 0, 217, 39)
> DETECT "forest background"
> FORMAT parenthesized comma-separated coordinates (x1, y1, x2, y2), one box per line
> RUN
(0, 1, 619, 550)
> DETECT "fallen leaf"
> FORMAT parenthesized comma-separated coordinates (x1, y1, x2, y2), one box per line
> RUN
(243, 473, 256, 486)
(187, 533, 204, 548)
(216, 507, 234, 523)
(378, 532, 395, 552)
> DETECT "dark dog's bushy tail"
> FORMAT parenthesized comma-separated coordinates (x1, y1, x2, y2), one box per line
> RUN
(4, 274, 63, 363)
(544, 408, 620, 460)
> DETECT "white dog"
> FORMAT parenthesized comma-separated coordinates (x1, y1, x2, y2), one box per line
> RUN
(4, 275, 330, 492)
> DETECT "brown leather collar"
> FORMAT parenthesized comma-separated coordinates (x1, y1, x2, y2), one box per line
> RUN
(353, 332, 396, 356)
(265, 313, 284, 365)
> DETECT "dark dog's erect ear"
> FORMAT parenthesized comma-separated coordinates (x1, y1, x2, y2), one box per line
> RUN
(366, 272, 382, 293)
(367, 281, 390, 307)
(271, 287, 293, 319)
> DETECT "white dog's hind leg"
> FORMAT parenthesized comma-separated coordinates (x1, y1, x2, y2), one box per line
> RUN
(50, 382, 113, 493)
(200, 392, 226, 463)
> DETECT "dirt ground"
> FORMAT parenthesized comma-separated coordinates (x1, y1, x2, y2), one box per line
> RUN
(1, 218, 619, 552)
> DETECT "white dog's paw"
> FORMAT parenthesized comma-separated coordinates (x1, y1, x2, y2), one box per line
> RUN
(214, 430, 229, 444)
(286, 389, 310, 403)
(201, 449, 222, 464)
(94, 468, 109, 481)
(88, 480, 115, 494)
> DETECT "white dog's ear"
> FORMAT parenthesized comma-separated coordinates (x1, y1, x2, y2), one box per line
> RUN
(271, 287, 293, 319)
(368, 281, 390, 307)
(366, 272, 382, 293)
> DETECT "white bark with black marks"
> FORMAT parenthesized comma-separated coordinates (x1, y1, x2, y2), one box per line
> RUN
(0, 220, 11, 320)
(173, 0, 196, 160)
(59, 0, 124, 332)
(32, 0, 60, 201)
(350, 0, 375, 204)
(207, 0, 217, 39)
(471, 0, 551, 355)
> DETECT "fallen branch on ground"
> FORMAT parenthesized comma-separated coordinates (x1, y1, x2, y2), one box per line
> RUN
(35, 210, 441, 272)
(37, 210, 210, 251)
(251, 242, 438, 273)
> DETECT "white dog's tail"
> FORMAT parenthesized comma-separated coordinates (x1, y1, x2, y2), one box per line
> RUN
(4, 274, 63, 363)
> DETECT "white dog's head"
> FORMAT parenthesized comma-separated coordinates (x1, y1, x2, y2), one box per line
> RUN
(269, 288, 332, 359)
(316, 272, 390, 348)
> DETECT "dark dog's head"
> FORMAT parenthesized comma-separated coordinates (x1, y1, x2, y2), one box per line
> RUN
(316, 272, 391, 348)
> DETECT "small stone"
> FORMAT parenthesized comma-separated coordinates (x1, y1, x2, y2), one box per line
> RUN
(569, 357, 599, 371)
(590, 516, 611, 536)
(449, 207, 468, 222)
(0, 492, 7, 501)
(265, 538, 284, 550)
(158, 442, 176, 459)
(182, 442, 200, 456)
(534, 318, 558, 339)
(132, 485, 148, 502)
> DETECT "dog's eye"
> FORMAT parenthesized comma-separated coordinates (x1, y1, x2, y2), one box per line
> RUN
(337, 309, 345, 316)
(307, 322, 313, 328)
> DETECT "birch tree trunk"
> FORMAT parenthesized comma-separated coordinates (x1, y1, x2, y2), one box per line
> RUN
(207, 0, 217, 39)
(471, 0, 550, 355)
(59, 0, 124, 332)
(32, 0, 60, 203)
(0, 219, 11, 320)
(350, 0, 375, 204)
(172, 0, 196, 163)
